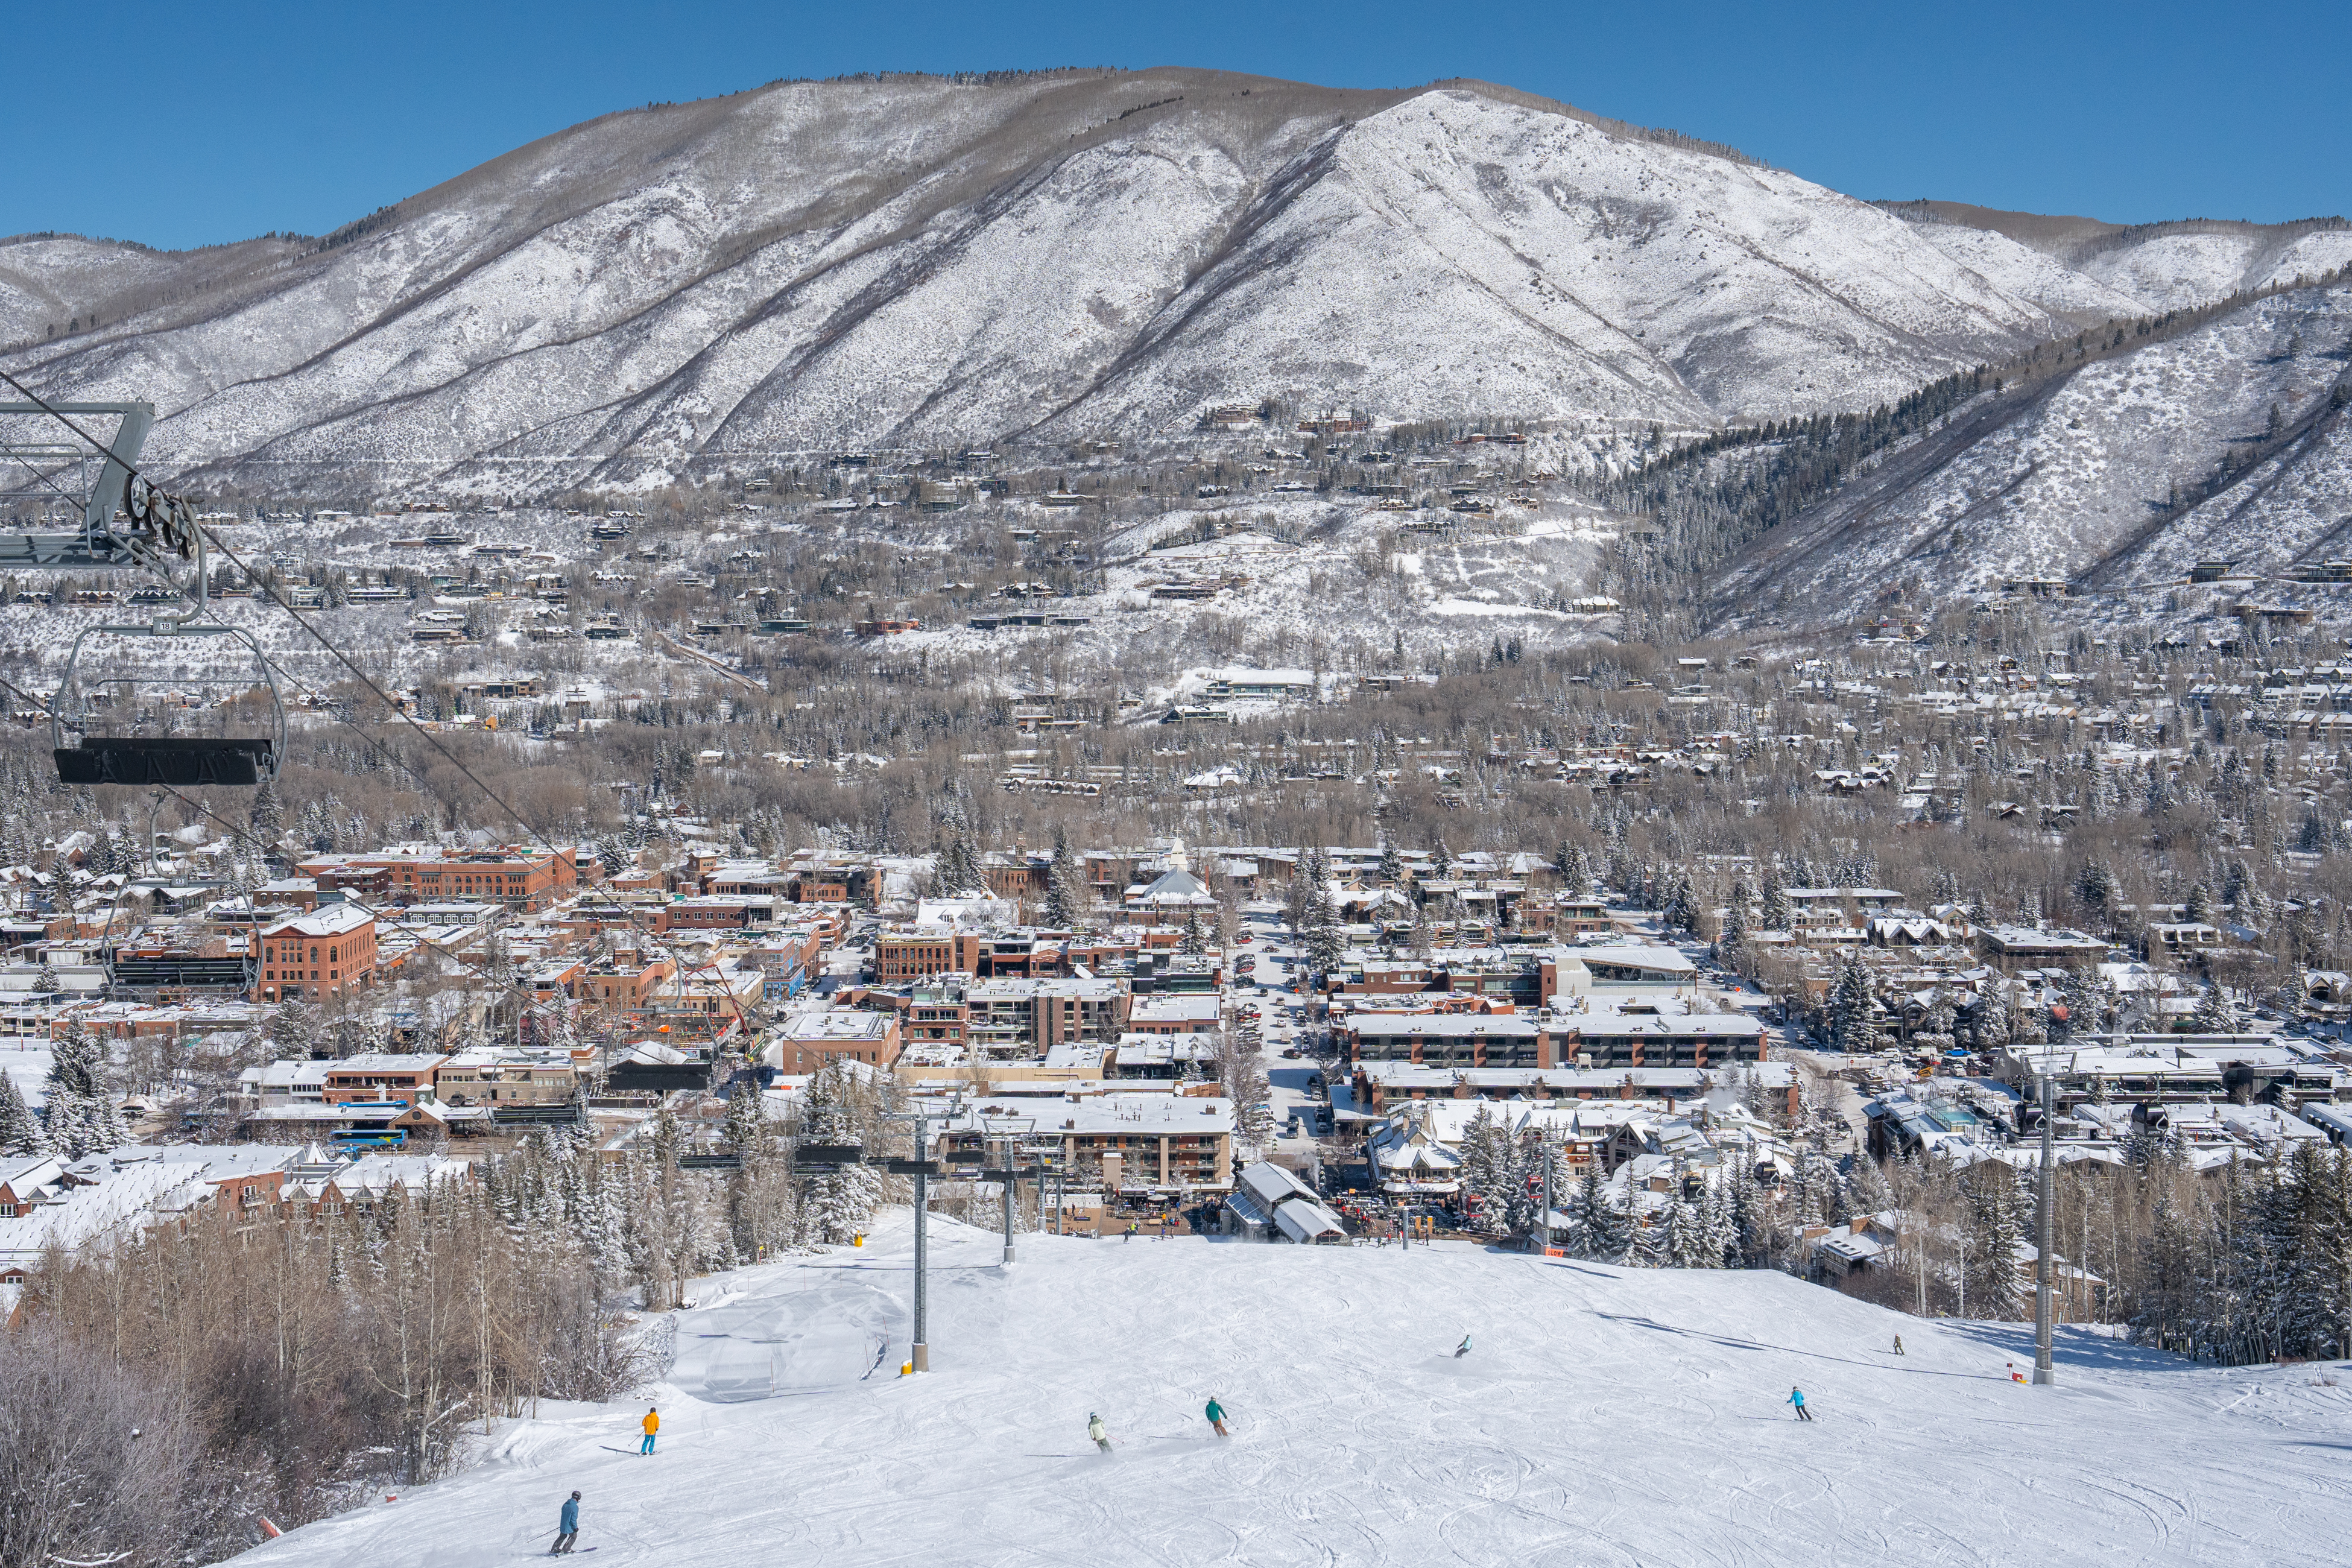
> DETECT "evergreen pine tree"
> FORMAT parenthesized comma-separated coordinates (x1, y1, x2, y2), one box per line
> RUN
(1959, 1163, 2028, 1318)
(2193, 984, 2240, 1034)
(42, 1021, 121, 1158)
(797, 1063, 886, 1244)
(1847, 1152, 1897, 1218)
(935, 798, 985, 896)
(0, 1069, 48, 1155)
(1041, 826, 1085, 931)
(1502, 1130, 1544, 1238)
(2274, 1144, 2352, 1359)
(1826, 953, 1876, 1051)
(724, 1076, 766, 1152)
(1699, 1180, 1740, 1268)
(1661, 1195, 1712, 1268)
(1458, 1107, 1502, 1233)
(1565, 1163, 1611, 1259)
(1566, 1163, 1634, 1261)
(248, 776, 285, 844)
(1304, 911, 1345, 977)
(1718, 902, 1748, 967)
(1660, 873, 1699, 934)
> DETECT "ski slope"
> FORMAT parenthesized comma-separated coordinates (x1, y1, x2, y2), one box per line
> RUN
(238, 1209, 2352, 1567)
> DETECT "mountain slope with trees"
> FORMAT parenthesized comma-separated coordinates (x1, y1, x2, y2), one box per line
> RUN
(11, 70, 2333, 499)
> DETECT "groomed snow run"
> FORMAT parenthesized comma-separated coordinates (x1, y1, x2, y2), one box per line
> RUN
(240, 1209, 2352, 1567)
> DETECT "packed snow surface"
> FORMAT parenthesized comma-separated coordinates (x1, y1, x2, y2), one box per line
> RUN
(236, 1209, 2352, 1566)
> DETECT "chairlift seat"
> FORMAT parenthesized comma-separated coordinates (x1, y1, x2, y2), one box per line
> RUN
(54, 736, 276, 787)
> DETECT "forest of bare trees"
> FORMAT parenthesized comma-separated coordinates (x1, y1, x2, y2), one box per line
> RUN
(0, 1065, 936, 1568)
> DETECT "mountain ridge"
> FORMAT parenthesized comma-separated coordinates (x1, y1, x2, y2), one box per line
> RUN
(4, 69, 2348, 505)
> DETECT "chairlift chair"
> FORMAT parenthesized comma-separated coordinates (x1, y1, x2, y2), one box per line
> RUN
(0, 400, 285, 786)
(49, 615, 284, 785)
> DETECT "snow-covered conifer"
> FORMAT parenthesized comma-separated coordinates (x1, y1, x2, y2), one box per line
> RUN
(1661, 1197, 1712, 1268)
(797, 1063, 886, 1244)
(0, 1069, 46, 1155)
(42, 1021, 121, 1158)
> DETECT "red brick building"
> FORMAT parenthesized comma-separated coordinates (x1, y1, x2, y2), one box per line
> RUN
(300, 846, 578, 911)
(256, 903, 378, 1002)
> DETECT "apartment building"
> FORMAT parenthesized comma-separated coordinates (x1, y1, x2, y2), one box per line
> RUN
(963, 978, 1129, 1054)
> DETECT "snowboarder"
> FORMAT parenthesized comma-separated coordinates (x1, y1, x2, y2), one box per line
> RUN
(551, 1492, 581, 1555)
(1787, 1386, 1812, 1422)
(1088, 1413, 1112, 1455)
(639, 1407, 659, 1454)
(1455, 1335, 1472, 1359)
(1206, 1398, 1229, 1438)
(1892, 1334, 1904, 1356)
(1124, 1221, 1137, 1242)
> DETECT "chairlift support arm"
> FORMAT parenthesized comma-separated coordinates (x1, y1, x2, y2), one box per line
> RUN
(0, 402, 156, 567)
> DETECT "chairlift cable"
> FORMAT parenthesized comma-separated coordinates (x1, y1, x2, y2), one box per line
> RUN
(0, 371, 757, 1048)
(113, 630, 751, 1051)
(119, 657, 739, 1052)
(2, 446, 84, 507)
(139, 777, 594, 1040)
(172, 523, 763, 1045)
(0, 370, 141, 476)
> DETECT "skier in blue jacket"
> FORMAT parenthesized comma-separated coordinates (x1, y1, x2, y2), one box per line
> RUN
(551, 1491, 581, 1554)
(1787, 1386, 1812, 1422)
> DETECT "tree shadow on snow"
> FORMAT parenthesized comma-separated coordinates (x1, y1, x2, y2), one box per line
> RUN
(1592, 1313, 2025, 1380)
(1932, 1320, 2205, 1375)
(1521, 1256, 1623, 1279)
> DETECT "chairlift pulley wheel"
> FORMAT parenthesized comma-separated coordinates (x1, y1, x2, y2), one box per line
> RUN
(121, 474, 198, 560)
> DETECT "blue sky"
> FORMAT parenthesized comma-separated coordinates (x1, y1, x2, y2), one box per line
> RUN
(7, 1, 2347, 250)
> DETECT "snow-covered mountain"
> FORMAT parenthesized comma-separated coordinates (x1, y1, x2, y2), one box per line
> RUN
(10, 69, 2339, 501)
(1884, 200, 2352, 317)
(227, 1211, 2350, 1567)
(1705, 277, 2352, 630)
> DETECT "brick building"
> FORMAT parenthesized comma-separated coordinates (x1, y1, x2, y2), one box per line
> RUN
(300, 846, 577, 912)
(255, 903, 378, 1003)
(769, 1010, 902, 1073)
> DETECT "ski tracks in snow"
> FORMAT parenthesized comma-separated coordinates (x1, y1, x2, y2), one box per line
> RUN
(233, 1221, 2352, 1568)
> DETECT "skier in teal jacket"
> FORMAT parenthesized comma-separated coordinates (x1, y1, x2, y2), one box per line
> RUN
(1206, 1398, 1229, 1437)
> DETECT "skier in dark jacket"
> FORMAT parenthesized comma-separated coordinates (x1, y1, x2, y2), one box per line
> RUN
(1892, 1334, 1904, 1356)
(551, 1491, 581, 1555)
(1788, 1386, 1812, 1421)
